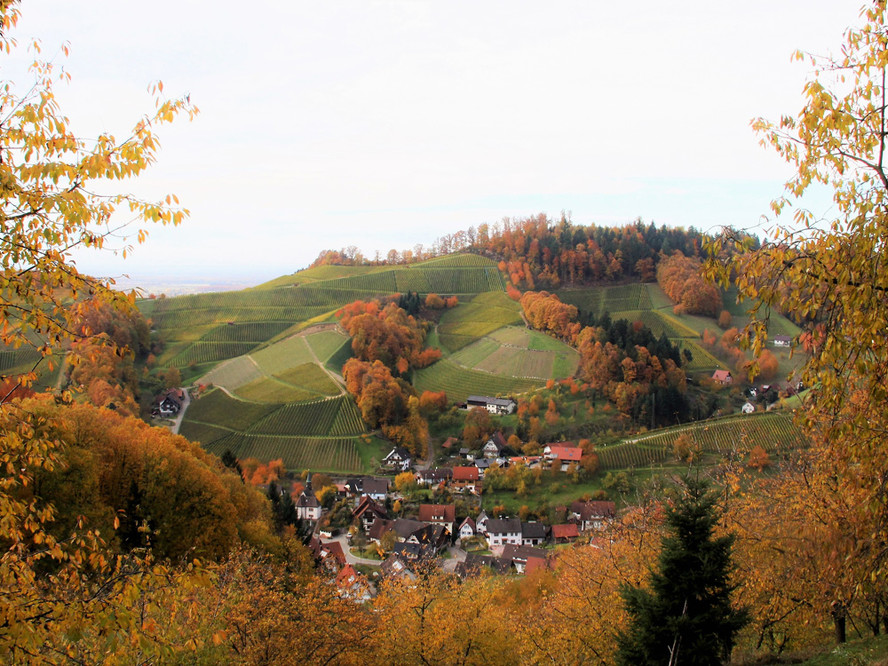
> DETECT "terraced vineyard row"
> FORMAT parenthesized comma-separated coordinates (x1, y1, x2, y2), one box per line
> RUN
(597, 443, 669, 470)
(248, 395, 365, 436)
(559, 284, 652, 318)
(0, 347, 42, 373)
(171, 341, 258, 366)
(628, 412, 805, 453)
(202, 322, 292, 342)
(202, 433, 364, 473)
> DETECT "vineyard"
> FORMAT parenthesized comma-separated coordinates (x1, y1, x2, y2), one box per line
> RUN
(0, 346, 42, 374)
(304, 329, 350, 363)
(597, 442, 670, 470)
(437, 292, 523, 352)
(180, 387, 375, 473)
(141, 252, 508, 371)
(273, 363, 340, 395)
(201, 433, 369, 474)
(234, 377, 318, 403)
(558, 284, 652, 317)
(200, 356, 264, 391)
(412, 358, 542, 402)
(624, 411, 805, 454)
(249, 395, 365, 437)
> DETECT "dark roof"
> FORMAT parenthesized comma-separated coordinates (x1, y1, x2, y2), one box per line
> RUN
(490, 431, 508, 448)
(457, 553, 511, 577)
(486, 517, 521, 534)
(381, 554, 415, 580)
(570, 500, 616, 521)
(521, 522, 549, 540)
(459, 517, 476, 532)
(467, 396, 515, 408)
(409, 524, 448, 548)
(384, 446, 412, 461)
(362, 478, 390, 495)
(296, 488, 320, 508)
(392, 518, 427, 540)
(368, 518, 395, 541)
(353, 496, 388, 520)
(418, 468, 452, 482)
(393, 541, 437, 561)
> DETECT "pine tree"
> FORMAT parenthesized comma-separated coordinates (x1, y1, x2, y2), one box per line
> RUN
(616, 477, 748, 665)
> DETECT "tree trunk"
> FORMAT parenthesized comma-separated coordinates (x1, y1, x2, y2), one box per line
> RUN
(831, 601, 847, 644)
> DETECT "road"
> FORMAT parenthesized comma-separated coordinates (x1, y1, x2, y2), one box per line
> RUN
(325, 533, 382, 567)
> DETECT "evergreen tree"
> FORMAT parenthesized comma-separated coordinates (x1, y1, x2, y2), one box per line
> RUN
(616, 477, 748, 665)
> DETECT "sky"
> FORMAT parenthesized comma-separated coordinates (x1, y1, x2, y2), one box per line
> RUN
(6, 1, 864, 288)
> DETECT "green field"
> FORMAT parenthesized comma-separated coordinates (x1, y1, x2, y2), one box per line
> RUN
(437, 292, 523, 352)
(447, 326, 579, 380)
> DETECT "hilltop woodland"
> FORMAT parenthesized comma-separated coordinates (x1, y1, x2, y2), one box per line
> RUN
(6, 1, 888, 663)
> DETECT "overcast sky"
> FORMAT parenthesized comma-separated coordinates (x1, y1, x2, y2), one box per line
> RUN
(7, 1, 862, 287)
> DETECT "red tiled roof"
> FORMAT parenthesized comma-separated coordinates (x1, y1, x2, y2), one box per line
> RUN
(551, 523, 579, 540)
(452, 466, 479, 481)
(418, 503, 455, 523)
(549, 446, 582, 462)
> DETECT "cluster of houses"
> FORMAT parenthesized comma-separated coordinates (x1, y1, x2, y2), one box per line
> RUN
(292, 462, 618, 596)
(382, 432, 588, 492)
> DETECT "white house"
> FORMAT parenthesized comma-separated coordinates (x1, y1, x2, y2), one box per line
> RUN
(485, 518, 522, 546)
(467, 395, 517, 415)
(382, 446, 412, 472)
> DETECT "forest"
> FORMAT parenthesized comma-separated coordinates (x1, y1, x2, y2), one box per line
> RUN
(4, 0, 888, 664)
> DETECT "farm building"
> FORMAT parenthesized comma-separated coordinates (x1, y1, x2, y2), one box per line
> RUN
(467, 395, 517, 415)
(773, 335, 791, 347)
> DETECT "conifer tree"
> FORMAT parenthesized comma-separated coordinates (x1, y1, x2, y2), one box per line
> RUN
(616, 477, 748, 665)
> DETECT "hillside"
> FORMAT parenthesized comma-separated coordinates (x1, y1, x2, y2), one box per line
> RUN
(137, 250, 805, 474)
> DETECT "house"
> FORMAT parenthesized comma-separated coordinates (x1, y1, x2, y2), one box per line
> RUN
(368, 518, 395, 543)
(482, 431, 509, 459)
(544, 444, 583, 471)
(382, 446, 413, 472)
(353, 496, 388, 531)
(474, 458, 490, 476)
(456, 553, 511, 578)
(467, 395, 517, 415)
(570, 500, 616, 531)
(741, 401, 755, 414)
(458, 517, 476, 541)
(416, 468, 452, 486)
(309, 537, 346, 572)
(451, 466, 481, 494)
(551, 523, 580, 544)
(393, 541, 437, 562)
(475, 511, 490, 535)
(391, 518, 429, 541)
(361, 478, 390, 501)
(418, 504, 456, 534)
(521, 521, 549, 546)
(501, 544, 549, 574)
(406, 523, 449, 553)
(773, 335, 792, 347)
(460, 447, 474, 460)
(295, 474, 321, 521)
(380, 554, 417, 582)
(712, 370, 733, 385)
(335, 564, 372, 602)
(486, 518, 522, 546)
(154, 388, 185, 417)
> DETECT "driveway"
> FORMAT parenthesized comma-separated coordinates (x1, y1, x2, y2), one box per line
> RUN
(325, 533, 382, 567)
(168, 388, 191, 435)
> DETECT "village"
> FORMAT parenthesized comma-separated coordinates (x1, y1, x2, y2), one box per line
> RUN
(286, 396, 617, 602)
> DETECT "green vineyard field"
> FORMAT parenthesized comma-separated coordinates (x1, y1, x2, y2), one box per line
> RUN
(412, 359, 542, 402)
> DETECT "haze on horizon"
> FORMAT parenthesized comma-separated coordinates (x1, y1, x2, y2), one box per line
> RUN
(6, 1, 861, 287)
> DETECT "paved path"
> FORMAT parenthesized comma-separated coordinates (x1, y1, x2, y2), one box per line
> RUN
(325, 533, 382, 566)
(168, 388, 191, 435)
